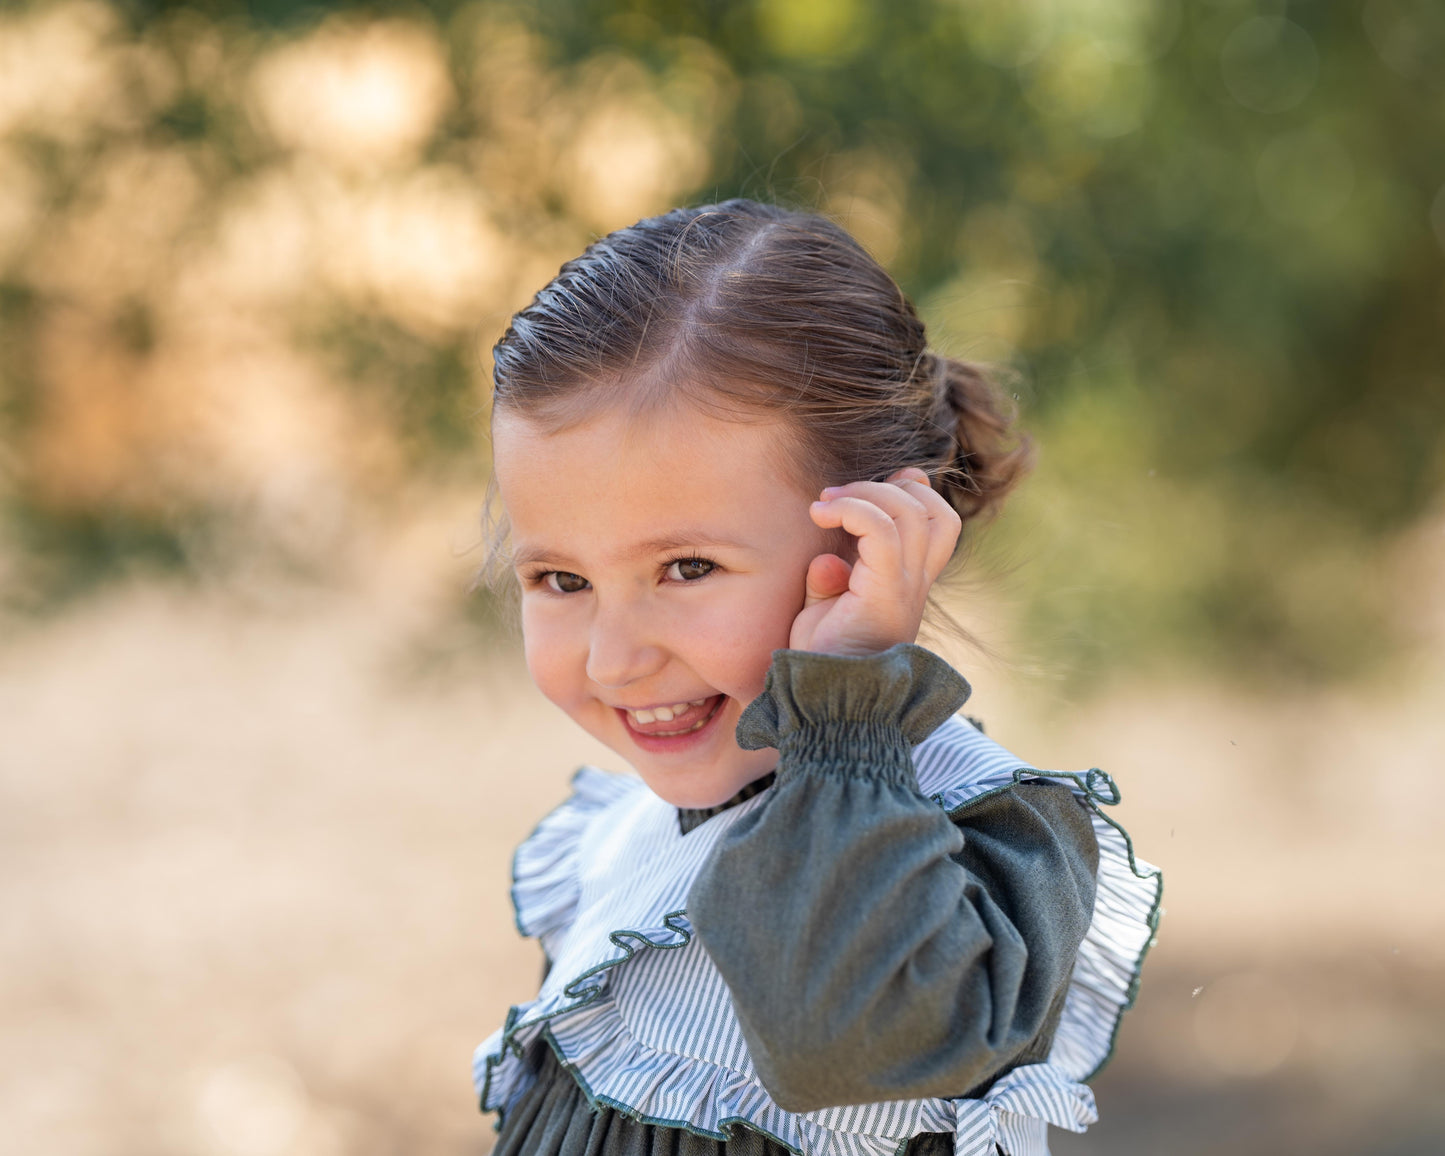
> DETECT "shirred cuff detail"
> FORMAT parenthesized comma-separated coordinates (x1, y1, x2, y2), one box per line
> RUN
(770, 720, 915, 783)
(734, 643, 972, 779)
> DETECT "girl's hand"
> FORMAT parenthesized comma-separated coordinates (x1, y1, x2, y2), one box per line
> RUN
(791, 468, 962, 657)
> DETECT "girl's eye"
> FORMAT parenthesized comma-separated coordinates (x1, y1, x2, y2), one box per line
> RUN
(666, 557, 715, 582)
(543, 571, 589, 594)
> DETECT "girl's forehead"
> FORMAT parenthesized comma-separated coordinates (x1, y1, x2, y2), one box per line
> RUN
(492, 404, 813, 497)
(491, 404, 831, 560)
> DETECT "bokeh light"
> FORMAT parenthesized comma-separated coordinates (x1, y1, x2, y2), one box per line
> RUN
(1256, 127, 1355, 227)
(1220, 16, 1318, 114)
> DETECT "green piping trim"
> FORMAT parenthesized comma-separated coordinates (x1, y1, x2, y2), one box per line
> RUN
(938, 767, 1164, 1082)
(478, 909, 696, 1118)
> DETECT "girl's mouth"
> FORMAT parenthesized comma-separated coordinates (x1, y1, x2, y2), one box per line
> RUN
(617, 695, 726, 748)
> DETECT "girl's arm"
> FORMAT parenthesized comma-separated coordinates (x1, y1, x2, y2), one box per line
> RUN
(687, 642, 1099, 1114)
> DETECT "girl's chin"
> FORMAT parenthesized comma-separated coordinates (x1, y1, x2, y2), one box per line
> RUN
(642, 775, 757, 810)
(635, 756, 780, 810)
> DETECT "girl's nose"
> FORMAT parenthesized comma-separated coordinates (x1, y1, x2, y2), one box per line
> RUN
(585, 601, 667, 689)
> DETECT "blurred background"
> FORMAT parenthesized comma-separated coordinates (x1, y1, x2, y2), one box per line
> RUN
(2, 0, 1442, 1153)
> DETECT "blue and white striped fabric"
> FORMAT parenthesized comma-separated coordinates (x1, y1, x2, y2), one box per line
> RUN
(474, 714, 1162, 1156)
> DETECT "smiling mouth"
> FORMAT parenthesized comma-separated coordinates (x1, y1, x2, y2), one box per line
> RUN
(620, 695, 725, 737)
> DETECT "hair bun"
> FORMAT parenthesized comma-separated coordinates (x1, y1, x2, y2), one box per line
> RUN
(927, 353, 1032, 522)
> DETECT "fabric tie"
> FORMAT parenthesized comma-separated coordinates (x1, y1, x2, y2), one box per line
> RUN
(951, 1063, 1097, 1156)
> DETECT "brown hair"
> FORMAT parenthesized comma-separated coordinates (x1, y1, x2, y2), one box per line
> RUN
(479, 199, 1031, 624)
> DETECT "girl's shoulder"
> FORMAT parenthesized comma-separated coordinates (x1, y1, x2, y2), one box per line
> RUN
(912, 712, 1041, 803)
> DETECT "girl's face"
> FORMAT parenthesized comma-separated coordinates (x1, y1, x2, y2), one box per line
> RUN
(492, 402, 838, 809)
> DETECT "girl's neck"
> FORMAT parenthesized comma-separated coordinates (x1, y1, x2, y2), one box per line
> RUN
(675, 772, 777, 835)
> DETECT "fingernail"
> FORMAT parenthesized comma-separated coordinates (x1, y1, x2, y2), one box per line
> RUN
(820, 487, 839, 497)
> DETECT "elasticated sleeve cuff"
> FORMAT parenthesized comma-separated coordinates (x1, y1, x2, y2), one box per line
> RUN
(733, 642, 972, 786)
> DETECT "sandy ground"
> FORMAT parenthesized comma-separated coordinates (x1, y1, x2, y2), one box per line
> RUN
(3, 542, 1443, 1155)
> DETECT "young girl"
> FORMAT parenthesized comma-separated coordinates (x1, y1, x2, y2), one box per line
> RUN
(472, 200, 1161, 1156)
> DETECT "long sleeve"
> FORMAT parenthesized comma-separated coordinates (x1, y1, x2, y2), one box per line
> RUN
(686, 643, 1100, 1115)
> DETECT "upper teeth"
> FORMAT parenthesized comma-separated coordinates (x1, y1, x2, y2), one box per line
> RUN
(629, 698, 706, 724)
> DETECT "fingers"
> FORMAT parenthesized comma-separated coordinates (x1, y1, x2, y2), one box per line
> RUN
(797, 469, 962, 655)
(809, 490, 909, 580)
(817, 477, 927, 564)
(892, 471, 963, 579)
(812, 470, 960, 584)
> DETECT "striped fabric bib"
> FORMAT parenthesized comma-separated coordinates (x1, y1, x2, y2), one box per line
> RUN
(474, 715, 1161, 1156)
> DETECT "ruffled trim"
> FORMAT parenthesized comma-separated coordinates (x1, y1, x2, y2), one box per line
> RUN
(1025, 773, 1163, 1081)
(510, 766, 645, 959)
(913, 719, 1164, 1083)
(544, 999, 947, 1156)
(479, 715, 1162, 1156)
(480, 986, 1096, 1156)
(479, 777, 772, 1122)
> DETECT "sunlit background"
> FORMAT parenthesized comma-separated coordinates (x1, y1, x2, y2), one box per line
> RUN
(2, 1, 1443, 1153)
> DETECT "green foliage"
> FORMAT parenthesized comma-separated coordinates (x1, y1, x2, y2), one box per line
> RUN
(1, 500, 207, 616)
(3, 0, 1442, 683)
(310, 314, 488, 471)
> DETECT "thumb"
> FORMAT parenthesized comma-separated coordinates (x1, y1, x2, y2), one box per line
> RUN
(804, 553, 853, 607)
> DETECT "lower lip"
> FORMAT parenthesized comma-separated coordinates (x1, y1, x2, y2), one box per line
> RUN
(617, 695, 727, 753)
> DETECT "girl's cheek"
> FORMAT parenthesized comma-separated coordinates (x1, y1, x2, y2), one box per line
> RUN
(691, 614, 785, 696)
(519, 631, 552, 698)
(519, 604, 573, 702)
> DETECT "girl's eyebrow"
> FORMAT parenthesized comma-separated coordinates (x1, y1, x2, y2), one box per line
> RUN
(628, 532, 753, 557)
(513, 533, 754, 569)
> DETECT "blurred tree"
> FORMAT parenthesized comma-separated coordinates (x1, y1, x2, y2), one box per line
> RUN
(2, 0, 1442, 683)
